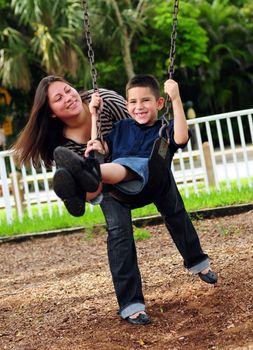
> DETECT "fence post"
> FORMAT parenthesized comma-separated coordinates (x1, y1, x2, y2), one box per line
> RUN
(202, 141, 215, 187)
(10, 171, 25, 214)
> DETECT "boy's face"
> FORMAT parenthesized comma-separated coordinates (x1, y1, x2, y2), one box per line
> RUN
(127, 87, 164, 126)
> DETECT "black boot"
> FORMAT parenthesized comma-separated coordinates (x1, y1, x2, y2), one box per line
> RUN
(53, 168, 86, 217)
(53, 146, 101, 192)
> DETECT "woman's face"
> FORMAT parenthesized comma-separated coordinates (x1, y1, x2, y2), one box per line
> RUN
(47, 81, 83, 120)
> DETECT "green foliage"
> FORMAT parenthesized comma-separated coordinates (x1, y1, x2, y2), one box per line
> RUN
(1, 0, 87, 92)
(132, 0, 210, 86)
(0, 27, 32, 91)
(193, 0, 253, 114)
(152, 1, 209, 68)
(0, 0, 9, 8)
(241, 1, 253, 28)
(96, 58, 128, 96)
(0, 0, 253, 138)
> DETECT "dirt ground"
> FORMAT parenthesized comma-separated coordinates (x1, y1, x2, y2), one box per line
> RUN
(0, 210, 253, 350)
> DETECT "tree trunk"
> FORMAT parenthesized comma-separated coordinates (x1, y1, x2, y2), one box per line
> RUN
(110, 0, 135, 79)
(122, 32, 135, 79)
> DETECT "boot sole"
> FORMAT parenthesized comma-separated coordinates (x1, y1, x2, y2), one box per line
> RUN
(53, 168, 85, 217)
(54, 147, 99, 192)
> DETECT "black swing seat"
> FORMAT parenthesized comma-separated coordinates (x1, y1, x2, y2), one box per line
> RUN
(109, 136, 171, 209)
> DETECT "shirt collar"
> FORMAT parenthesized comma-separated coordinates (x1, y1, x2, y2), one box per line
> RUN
(133, 118, 162, 128)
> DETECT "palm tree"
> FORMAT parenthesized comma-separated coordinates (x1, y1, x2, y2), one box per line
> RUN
(85, 0, 152, 79)
(0, 0, 88, 91)
(0, 27, 32, 91)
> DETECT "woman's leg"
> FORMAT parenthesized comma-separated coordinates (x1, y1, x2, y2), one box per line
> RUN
(100, 193, 146, 319)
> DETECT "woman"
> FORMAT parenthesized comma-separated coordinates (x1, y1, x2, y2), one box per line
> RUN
(13, 76, 217, 326)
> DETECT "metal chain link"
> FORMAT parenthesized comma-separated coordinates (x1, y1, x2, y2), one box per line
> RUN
(82, 0, 104, 146)
(164, 0, 179, 121)
(82, 0, 98, 92)
(168, 0, 179, 79)
(82, 0, 178, 136)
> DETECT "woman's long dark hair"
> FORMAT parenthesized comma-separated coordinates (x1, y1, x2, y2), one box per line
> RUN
(12, 76, 71, 168)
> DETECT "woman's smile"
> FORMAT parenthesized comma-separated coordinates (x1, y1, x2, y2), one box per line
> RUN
(66, 99, 79, 110)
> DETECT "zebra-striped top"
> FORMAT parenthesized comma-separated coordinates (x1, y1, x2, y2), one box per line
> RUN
(62, 88, 131, 157)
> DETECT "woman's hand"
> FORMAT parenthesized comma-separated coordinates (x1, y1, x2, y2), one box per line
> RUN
(89, 92, 103, 117)
(85, 139, 106, 158)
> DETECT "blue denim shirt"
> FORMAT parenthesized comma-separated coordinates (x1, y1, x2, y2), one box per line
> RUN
(104, 118, 188, 162)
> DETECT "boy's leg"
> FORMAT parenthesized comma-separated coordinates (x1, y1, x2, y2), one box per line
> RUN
(100, 163, 137, 184)
(100, 193, 148, 321)
(154, 170, 217, 281)
(53, 146, 101, 192)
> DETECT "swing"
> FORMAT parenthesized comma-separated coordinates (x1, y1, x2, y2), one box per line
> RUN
(82, 0, 179, 208)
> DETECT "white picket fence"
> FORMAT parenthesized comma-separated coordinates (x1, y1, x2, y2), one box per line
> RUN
(1, 108, 253, 224)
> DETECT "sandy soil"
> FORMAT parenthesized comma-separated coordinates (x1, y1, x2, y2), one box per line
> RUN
(0, 210, 253, 350)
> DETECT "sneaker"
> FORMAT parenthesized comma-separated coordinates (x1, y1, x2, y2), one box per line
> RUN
(53, 168, 85, 217)
(53, 146, 101, 192)
(125, 313, 151, 325)
(198, 270, 218, 284)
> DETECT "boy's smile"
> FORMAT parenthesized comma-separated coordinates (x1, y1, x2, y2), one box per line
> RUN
(127, 87, 164, 126)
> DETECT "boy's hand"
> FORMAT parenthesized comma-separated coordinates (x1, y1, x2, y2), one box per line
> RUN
(164, 79, 189, 144)
(89, 92, 103, 116)
(164, 79, 180, 102)
(85, 139, 105, 158)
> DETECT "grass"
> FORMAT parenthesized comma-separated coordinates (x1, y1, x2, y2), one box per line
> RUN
(0, 178, 252, 238)
(183, 179, 253, 211)
(133, 226, 152, 241)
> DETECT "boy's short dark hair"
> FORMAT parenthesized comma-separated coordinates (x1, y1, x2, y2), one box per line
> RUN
(126, 74, 160, 100)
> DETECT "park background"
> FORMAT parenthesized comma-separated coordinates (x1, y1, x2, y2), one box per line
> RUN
(0, 0, 253, 149)
(0, 3, 253, 349)
(0, 0, 253, 233)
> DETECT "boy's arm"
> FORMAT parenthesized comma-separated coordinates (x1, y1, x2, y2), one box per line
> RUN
(164, 79, 189, 145)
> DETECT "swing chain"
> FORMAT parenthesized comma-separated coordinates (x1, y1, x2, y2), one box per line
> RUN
(82, 0, 104, 145)
(82, 0, 98, 93)
(164, 0, 179, 121)
(168, 0, 179, 79)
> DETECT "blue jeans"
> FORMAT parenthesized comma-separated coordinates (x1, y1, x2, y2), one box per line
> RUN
(100, 170, 209, 319)
(153, 170, 209, 273)
(100, 193, 145, 319)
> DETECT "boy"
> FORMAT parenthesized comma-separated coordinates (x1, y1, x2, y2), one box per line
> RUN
(53, 74, 217, 325)
(54, 75, 189, 204)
